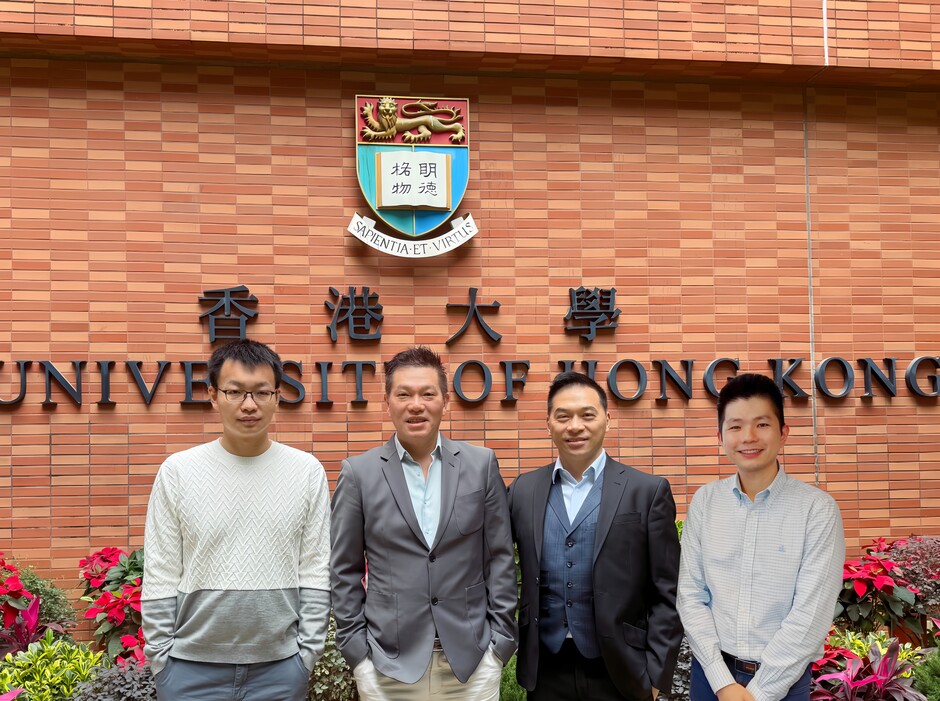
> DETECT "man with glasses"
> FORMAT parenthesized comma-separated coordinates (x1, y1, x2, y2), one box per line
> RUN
(142, 339, 331, 701)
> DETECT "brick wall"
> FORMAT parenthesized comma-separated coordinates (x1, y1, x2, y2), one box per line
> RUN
(2, 0, 940, 72)
(0, 57, 938, 592)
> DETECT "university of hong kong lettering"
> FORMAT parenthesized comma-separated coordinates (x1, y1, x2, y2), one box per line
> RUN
(347, 96, 476, 258)
(1, 356, 937, 408)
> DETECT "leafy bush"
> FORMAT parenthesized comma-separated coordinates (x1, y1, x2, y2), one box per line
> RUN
(915, 650, 940, 701)
(825, 629, 922, 674)
(72, 662, 156, 701)
(663, 636, 691, 701)
(887, 537, 940, 613)
(308, 615, 357, 701)
(812, 639, 926, 701)
(500, 656, 525, 701)
(79, 548, 143, 665)
(0, 597, 66, 659)
(836, 538, 928, 643)
(14, 570, 75, 634)
(0, 629, 102, 701)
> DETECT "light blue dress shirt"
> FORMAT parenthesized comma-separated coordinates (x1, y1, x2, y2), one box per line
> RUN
(395, 434, 443, 548)
(551, 449, 607, 524)
(677, 466, 845, 701)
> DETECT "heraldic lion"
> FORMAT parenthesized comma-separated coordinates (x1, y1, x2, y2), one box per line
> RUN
(361, 97, 466, 144)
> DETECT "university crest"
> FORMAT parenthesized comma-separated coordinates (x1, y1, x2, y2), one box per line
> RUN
(347, 95, 478, 258)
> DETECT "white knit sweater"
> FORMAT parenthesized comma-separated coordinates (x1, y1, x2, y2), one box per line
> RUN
(141, 439, 330, 673)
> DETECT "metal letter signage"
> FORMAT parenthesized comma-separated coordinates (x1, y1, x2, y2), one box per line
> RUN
(348, 95, 477, 258)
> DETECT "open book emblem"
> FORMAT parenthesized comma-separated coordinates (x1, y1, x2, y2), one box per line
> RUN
(355, 95, 471, 240)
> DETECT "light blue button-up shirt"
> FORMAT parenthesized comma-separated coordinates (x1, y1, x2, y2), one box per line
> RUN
(677, 466, 845, 701)
(395, 434, 443, 548)
(551, 449, 607, 524)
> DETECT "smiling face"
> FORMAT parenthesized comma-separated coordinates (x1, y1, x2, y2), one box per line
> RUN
(386, 365, 448, 456)
(547, 384, 610, 476)
(719, 395, 789, 481)
(208, 359, 278, 457)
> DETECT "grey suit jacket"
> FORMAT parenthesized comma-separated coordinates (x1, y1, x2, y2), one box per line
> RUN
(330, 435, 518, 684)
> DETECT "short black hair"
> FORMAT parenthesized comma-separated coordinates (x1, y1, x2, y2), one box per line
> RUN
(384, 346, 448, 396)
(717, 373, 784, 435)
(207, 339, 283, 389)
(547, 371, 608, 413)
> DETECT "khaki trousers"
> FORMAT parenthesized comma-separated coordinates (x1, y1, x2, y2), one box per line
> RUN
(353, 647, 502, 701)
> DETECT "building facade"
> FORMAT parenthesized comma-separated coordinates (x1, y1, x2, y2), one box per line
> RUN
(1, 2, 939, 581)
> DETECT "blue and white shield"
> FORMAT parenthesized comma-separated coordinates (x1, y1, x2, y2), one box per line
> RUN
(356, 95, 470, 238)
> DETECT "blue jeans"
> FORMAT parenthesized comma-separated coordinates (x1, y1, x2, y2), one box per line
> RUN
(690, 656, 811, 701)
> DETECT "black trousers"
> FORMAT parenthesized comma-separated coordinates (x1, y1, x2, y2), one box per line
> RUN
(531, 639, 645, 701)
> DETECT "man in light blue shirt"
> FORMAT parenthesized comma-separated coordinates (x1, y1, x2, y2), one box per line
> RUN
(678, 373, 845, 701)
(331, 347, 517, 701)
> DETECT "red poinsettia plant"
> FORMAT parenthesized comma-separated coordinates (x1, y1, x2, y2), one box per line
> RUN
(79, 547, 126, 594)
(116, 626, 147, 669)
(80, 547, 147, 665)
(0, 553, 33, 629)
(835, 538, 928, 643)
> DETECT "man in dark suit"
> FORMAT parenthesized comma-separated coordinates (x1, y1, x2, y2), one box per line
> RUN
(509, 371, 683, 701)
(331, 346, 517, 701)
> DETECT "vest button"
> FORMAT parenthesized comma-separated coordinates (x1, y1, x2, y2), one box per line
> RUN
(567, 582, 573, 588)
(431, 597, 439, 605)
(566, 600, 573, 607)
(429, 554, 436, 562)
(566, 540, 574, 547)
(567, 562, 573, 568)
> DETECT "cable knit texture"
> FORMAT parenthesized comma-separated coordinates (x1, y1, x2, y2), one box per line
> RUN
(141, 439, 331, 673)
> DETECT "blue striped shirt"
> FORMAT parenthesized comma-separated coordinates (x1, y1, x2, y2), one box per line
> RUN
(677, 467, 844, 701)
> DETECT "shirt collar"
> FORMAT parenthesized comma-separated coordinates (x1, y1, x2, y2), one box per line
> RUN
(731, 462, 788, 503)
(552, 449, 607, 485)
(394, 433, 442, 464)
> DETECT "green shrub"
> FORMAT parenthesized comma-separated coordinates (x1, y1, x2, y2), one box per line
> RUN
(500, 656, 526, 701)
(915, 650, 940, 701)
(0, 629, 102, 701)
(14, 570, 75, 633)
(308, 616, 358, 701)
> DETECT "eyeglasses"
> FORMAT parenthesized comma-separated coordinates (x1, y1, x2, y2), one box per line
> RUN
(216, 389, 278, 405)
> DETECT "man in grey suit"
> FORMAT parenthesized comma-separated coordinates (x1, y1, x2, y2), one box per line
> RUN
(509, 372, 683, 701)
(330, 346, 517, 701)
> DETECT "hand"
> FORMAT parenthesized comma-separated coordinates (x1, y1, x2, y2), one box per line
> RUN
(652, 687, 660, 700)
(717, 683, 755, 701)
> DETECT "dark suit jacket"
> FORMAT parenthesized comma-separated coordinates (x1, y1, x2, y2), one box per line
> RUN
(508, 456, 682, 700)
(330, 435, 518, 684)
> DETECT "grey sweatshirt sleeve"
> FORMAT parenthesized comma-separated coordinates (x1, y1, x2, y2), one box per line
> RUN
(142, 462, 183, 675)
(297, 588, 331, 670)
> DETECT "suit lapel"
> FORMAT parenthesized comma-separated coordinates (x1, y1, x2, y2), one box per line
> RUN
(593, 456, 628, 563)
(532, 465, 554, 565)
(430, 436, 460, 552)
(546, 481, 570, 531)
(380, 437, 426, 547)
